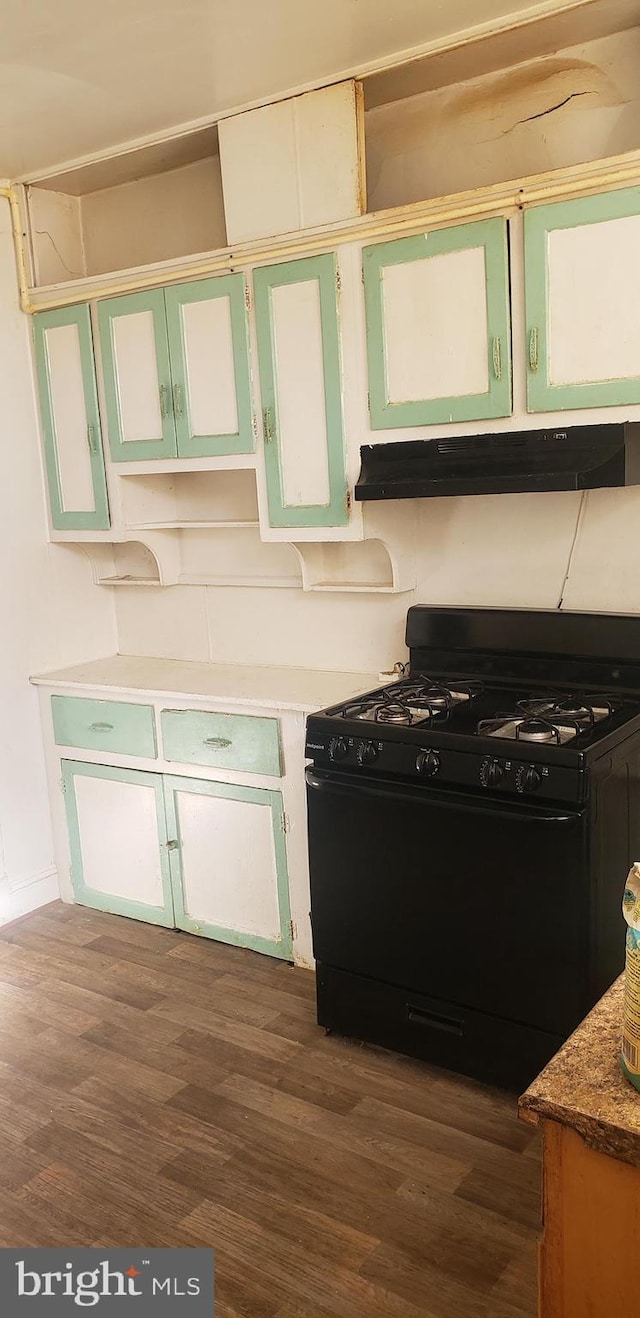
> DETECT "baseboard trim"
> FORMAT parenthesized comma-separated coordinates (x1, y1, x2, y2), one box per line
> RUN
(0, 867, 59, 924)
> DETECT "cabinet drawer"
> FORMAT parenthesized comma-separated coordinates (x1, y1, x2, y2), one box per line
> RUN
(51, 696, 157, 758)
(161, 709, 281, 777)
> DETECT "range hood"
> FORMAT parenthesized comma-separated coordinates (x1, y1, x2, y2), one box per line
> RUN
(355, 423, 640, 501)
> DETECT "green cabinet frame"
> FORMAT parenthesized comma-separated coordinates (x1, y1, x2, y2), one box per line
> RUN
(164, 774, 293, 960)
(164, 276, 254, 457)
(99, 275, 254, 462)
(363, 217, 513, 428)
(524, 186, 640, 412)
(62, 760, 174, 927)
(33, 305, 110, 530)
(253, 253, 349, 528)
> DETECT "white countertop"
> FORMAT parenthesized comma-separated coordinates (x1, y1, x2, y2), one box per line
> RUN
(30, 654, 380, 713)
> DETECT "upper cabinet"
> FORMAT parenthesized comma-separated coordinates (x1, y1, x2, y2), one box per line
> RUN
(33, 305, 110, 531)
(98, 274, 254, 461)
(253, 253, 349, 529)
(525, 187, 640, 413)
(218, 81, 365, 245)
(363, 217, 512, 429)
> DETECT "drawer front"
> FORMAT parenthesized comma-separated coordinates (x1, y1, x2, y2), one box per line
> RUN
(51, 695, 157, 758)
(161, 709, 281, 777)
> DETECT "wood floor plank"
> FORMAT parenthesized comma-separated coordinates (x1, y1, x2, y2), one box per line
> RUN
(0, 902, 538, 1317)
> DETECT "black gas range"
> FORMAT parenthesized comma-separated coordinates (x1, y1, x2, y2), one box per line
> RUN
(305, 607, 640, 1089)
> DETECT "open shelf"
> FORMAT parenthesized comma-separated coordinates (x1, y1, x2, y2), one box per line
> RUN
(177, 527, 302, 589)
(27, 127, 227, 287)
(88, 540, 163, 588)
(121, 468, 260, 532)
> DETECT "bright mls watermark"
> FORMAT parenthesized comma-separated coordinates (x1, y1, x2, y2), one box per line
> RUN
(1, 1249, 214, 1316)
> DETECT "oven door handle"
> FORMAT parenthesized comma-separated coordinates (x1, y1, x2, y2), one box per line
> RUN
(305, 766, 583, 825)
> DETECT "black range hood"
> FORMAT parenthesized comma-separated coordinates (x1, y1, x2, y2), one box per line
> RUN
(355, 423, 640, 501)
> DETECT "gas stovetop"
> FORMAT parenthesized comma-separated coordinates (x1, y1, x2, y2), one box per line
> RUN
(329, 674, 635, 749)
(306, 673, 640, 804)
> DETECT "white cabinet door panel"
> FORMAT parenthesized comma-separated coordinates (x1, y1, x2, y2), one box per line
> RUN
(112, 311, 164, 443)
(45, 322, 96, 511)
(271, 279, 331, 507)
(382, 246, 489, 403)
(33, 305, 110, 530)
(547, 217, 640, 386)
(62, 761, 174, 926)
(525, 187, 640, 410)
(363, 217, 512, 427)
(182, 297, 239, 437)
(98, 289, 177, 459)
(165, 776, 292, 959)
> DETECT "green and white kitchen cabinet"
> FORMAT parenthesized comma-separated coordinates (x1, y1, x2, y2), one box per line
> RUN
(32, 660, 385, 967)
(33, 305, 110, 531)
(362, 217, 513, 429)
(45, 687, 294, 960)
(524, 185, 640, 413)
(98, 275, 254, 460)
(253, 252, 349, 529)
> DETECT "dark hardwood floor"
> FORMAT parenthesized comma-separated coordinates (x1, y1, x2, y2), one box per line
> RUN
(0, 902, 540, 1317)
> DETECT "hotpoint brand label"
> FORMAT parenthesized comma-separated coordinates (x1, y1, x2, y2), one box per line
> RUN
(0, 1249, 214, 1316)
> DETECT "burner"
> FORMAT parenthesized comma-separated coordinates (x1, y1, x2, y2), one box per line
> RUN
(408, 688, 452, 713)
(342, 699, 380, 720)
(375, 702, 414, 725)
(516, 718, 561, 744)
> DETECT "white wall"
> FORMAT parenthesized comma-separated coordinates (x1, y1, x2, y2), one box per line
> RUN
(0, 200, 117, 922)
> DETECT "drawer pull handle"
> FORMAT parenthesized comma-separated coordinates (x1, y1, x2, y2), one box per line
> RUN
(90, 721, 114, 732)
(491, 335, 502, 381)
(159, 383, 170, 418)
(406, 1005, 463, 1037)
(86, 423, 97, 454)
(262, 405, 274, 444)
(166, 839, 179, 851)
(203, 736, 232, 749)
(528, 327, 539, 373)
(173, 382, 184, 417)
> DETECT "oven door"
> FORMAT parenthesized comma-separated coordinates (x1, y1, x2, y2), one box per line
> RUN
(306, 766, 589, 1036)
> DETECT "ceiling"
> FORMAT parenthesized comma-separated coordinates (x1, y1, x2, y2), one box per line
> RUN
(0, 0, 626, 179)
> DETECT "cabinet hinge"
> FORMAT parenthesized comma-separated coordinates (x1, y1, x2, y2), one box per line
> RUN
(281, 811, 289, 834)
(252, 412, 258, 439)
(290, 919, 295, 940)
(335, 269, 342, 294)
(59, 776, 66, 796)
(245, 285, 252, 312)
(346, 489, 352, 513)
(367, 392, 370, 411)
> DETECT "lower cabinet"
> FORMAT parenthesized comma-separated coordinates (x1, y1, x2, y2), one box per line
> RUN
(62, 760, 293, 960)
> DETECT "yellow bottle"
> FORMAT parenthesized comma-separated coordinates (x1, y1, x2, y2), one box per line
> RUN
(621, 863, 640, 1091)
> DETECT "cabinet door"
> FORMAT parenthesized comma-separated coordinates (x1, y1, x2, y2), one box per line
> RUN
(98, 290, 177, 460)
(33, 306, 110, 530)
(363, 217, 512, 427)
(164, 275, 254, 457)
(164, 775, 292, 959)
(62, 760, 174, 926)
(525, 187, 640, 412)
(253, 253, 348, 528)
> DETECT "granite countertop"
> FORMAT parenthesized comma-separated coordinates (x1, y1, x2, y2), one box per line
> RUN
(30, 654, 381, 714)
(519, 975, 640, 1167)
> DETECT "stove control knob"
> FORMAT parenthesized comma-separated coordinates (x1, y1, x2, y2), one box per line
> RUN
(518, 765, 542, 794)
(481, 758, 504, 788)
(357, 739, 379, 766)
(416, 749, 441, 778)
(328, 736, 349, 762)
